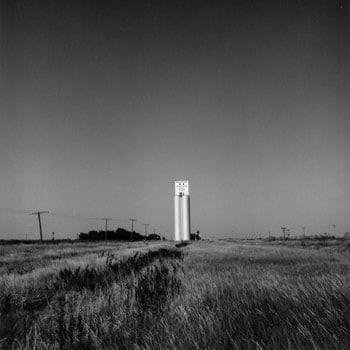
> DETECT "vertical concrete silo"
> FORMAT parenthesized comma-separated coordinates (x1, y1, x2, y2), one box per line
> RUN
(174, 180, 191, 241)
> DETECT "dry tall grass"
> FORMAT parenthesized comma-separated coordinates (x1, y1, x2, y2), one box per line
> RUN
(0, 240, 349, 349)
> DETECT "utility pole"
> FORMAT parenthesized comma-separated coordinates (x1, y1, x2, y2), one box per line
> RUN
(103, 218, 112, 241)
(332, 224, 337, 236)
(30, 211, 49, 242)
(281, 227, 287, 240)
(302, 226, 306, 238)
(144, 223, 149, 238)
(129, 218, 136, 241)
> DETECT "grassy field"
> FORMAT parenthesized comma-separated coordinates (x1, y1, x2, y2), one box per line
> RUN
(0, 239, 349, 349)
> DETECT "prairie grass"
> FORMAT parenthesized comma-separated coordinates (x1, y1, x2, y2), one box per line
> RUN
(0, 240, 349, 349)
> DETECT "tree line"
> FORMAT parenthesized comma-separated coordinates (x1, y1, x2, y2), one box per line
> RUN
(78, 228, 161, 241)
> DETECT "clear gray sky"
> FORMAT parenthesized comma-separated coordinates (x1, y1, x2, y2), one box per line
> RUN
(1, 0, 349, 239)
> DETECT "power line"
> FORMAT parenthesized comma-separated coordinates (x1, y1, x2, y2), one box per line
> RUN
(48, 212, 129, 222)
(48, 213, 101, 221)
(0, 207, 164, 240)
(0, 207, 33, 214)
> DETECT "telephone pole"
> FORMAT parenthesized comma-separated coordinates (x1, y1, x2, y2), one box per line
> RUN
(103, 218, 112, 241)
(286, 228, 290, 239)
(281, 227, 287, 240)
(331, 224, 337, 236)
(30, 211, 49, 242)
(144, 223, 149, 238)
(302, 226, 306, 238)
(129, 218, 136, 241)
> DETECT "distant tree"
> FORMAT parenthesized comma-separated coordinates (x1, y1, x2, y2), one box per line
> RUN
(147, 234, 161, 240)
(78, 228, 145, 241)
(79, 232, 89, 240)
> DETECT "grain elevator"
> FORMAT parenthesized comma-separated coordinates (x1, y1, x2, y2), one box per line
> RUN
(174, 180, 191, 241)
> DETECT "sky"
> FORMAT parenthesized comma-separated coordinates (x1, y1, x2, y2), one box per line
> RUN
(0, 0, 349, 239)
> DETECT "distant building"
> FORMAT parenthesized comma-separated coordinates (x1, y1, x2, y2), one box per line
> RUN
(190, 230, 201, 240)
(147, 233, 161, 240)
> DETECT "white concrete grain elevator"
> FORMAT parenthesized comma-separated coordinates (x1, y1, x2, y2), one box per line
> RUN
(174, 180, 191, 241)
